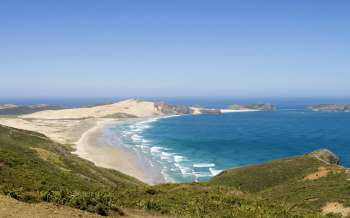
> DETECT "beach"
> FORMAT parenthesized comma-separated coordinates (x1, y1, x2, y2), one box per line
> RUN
(74, 118, 165, 185)
(0, 99, 268, 184)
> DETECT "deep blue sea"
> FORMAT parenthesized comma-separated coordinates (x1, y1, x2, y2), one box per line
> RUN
(2, 97, 350, 183)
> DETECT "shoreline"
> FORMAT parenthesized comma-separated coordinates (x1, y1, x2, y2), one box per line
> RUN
(0, 99, 266, 185)
(73, 118, 165, 185)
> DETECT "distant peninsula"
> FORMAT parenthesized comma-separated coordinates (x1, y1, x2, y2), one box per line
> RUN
(309, 104, 350, 112)
(228, 103, 275, 111)
(0, 104, 63, 115)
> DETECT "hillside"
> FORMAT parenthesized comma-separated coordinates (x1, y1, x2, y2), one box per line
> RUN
(210, 150, 350, 216)
(0, 124, 331, 217)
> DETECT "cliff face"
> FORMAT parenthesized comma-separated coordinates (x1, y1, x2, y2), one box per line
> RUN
(310, 104, 350, 112)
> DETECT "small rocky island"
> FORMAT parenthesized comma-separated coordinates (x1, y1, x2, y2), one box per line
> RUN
(229, 103, 275, 111)
(309, 104, 350, 112)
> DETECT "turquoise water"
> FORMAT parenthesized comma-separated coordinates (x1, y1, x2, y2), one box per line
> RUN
(110, 109, 350, 182)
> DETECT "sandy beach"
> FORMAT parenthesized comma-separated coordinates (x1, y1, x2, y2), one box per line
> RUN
(74, 118, 165, 185)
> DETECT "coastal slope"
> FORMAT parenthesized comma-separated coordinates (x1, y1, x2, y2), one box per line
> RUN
(210, 149, 350, 216)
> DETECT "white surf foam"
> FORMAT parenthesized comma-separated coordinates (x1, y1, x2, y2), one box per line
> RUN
(174, 155, 185, 162)
(194, 172, 212, 178)
(209, 168, 223, 176)
(193, 163, 215, 168)
(150, 146, 163, 153)
(174, 163, 193, 176)
(131, 134, 142, 142)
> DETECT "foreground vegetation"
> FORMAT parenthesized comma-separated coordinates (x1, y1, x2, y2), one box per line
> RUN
(210, 152, 350, 213)
(0, 124, 348, 217)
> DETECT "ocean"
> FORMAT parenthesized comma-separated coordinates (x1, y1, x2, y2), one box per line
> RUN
(100, 98, 350, 183)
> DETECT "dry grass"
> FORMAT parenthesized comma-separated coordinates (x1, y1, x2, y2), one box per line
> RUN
(321, 202, 350, 217)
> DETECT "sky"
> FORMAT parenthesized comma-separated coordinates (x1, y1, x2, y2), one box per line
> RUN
(0, 0, 349, 98)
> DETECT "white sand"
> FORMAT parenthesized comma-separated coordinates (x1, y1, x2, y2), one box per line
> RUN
(73, 119, 156, 183)
(0, 117, 97, 144)
(21, 99, 164, 120)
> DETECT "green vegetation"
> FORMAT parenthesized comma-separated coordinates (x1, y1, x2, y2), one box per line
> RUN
(0, 124, 347, 217)
(210, 154, 350, 215)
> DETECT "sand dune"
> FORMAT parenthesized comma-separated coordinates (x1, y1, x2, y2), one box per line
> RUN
(0, 99, 193, 144)
(0, 117, 98, 144)
(21, 99, 167, 120)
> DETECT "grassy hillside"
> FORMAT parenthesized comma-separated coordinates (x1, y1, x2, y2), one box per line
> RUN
(0, 124, 344, 217)
(210, 152, 350, 215)
(0, 124, 145, 215)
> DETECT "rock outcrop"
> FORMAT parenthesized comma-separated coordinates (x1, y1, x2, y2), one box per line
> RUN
(311, 149, 340, 165)
(154, 102, 192, 115)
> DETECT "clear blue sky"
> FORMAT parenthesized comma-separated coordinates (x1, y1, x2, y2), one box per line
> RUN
(1, 0, 349, 98)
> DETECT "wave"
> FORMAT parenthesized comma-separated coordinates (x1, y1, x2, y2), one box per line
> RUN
(174, 155, 185, 162)
(109, 115, 220, 183)
(193, 163, 215, 168)
(174, 163, 193, 176)
(209, 168, 223, 176)
(150, 146, 163, 153)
